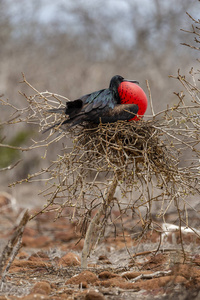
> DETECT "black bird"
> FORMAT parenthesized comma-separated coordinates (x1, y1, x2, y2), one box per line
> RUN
(45, 75, 148, 131)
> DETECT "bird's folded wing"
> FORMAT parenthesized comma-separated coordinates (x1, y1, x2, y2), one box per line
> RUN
(82, 89, 115, 113)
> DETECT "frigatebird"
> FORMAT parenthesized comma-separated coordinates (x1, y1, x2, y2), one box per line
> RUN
(46, 75, 148, 130)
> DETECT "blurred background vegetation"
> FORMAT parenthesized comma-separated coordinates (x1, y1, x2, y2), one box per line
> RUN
(0, 0, 198, 202)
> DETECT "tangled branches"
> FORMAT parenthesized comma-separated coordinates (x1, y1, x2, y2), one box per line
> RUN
(1, 13, 200, 265)
(1, 72, 200, 230)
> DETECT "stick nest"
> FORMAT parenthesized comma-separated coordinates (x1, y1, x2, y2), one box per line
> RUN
(75, 120, 176, 184)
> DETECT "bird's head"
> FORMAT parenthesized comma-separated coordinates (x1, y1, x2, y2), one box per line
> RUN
(109, 75, 139, 103)
(109, 75, 139, 91)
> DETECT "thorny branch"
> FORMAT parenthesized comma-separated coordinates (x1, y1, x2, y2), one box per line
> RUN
(0, 210, 30, 286)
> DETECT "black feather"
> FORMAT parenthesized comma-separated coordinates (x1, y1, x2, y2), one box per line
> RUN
(44, 75, 139, 132)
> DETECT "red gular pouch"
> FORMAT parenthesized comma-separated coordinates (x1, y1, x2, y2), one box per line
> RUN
(118, 81, 148, 121)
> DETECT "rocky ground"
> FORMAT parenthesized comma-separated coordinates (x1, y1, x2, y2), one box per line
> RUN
(1, 192, 200, 300)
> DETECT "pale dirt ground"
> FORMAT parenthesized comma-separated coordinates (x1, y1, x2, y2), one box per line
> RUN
(1, 187, 200, 299)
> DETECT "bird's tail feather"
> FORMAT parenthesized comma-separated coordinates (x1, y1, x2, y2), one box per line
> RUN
(43, 99, 83, 133)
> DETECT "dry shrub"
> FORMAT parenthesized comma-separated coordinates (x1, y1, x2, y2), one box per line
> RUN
(0, 13, 200, 266)
(1, 72, 200, 227)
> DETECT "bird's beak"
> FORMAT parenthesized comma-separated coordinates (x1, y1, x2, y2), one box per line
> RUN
(124, 79, 139, 85)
